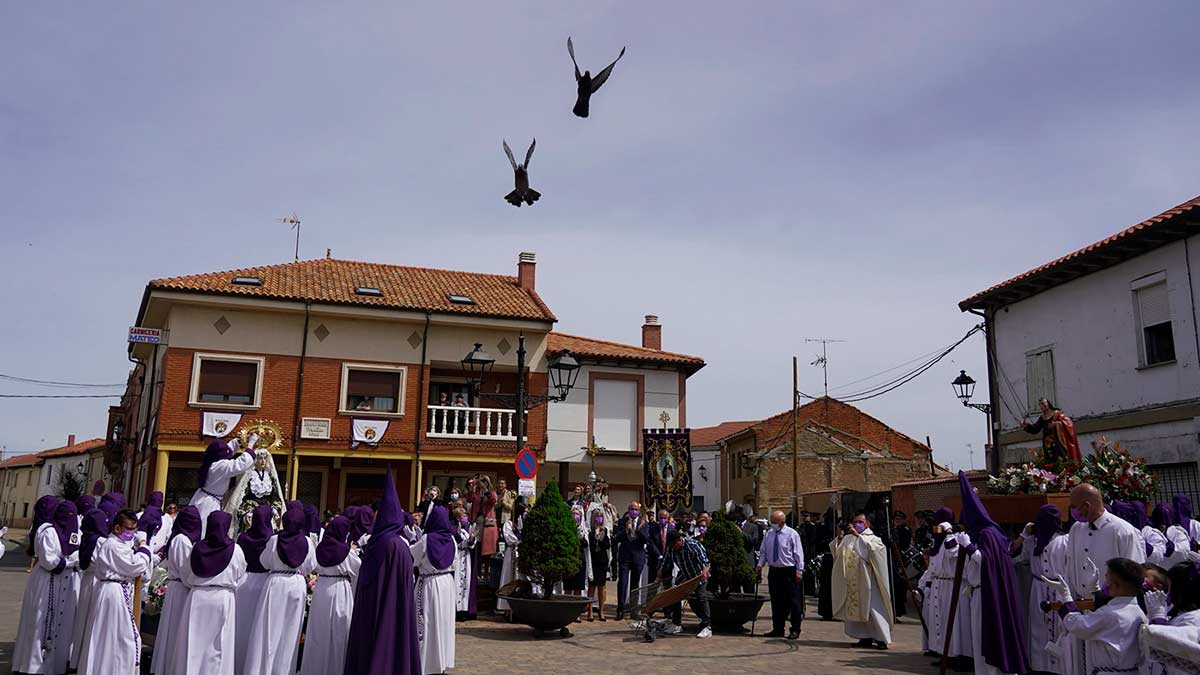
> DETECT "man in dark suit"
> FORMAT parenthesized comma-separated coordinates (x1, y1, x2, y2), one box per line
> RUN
(890, 511, 913, 617)
(613, 501, 649, 620)
(645, 508, 674, 583)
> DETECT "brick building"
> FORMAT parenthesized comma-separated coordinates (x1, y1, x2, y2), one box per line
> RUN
(708, 397, 948, 517)
(0, 435, 111, 530)
(890, 471, 990, 526)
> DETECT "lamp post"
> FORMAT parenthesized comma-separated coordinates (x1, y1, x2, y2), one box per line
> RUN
(461, 333, 581, 455)
(952, 369, 994, 470)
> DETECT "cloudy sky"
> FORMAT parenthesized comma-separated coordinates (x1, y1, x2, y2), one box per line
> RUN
(2, 3, 1198, 471)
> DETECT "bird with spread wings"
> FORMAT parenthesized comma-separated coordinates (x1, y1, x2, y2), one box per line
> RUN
(503, 139, 541, 207)
(568, 37, 626, 118)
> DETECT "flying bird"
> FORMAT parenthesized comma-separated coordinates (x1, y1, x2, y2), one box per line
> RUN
(503, 139, 541, 207)
(568, 37, 626, 118)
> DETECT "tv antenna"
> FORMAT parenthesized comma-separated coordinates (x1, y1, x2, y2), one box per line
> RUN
(278, 212, 301, 262)
(805, 338, 845, 398)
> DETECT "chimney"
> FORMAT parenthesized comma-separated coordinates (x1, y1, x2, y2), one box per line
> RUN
(518, 252, 536, 291)
(67, 434, 76, 447)
(642, 315, 662, 350)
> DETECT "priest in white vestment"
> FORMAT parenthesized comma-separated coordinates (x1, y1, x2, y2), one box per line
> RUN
(77, 509, 155, 675)
(301, 514, 361, 675)
(414, 506, 458, 675)
(169, 511, 247, 675)
(242, 505, 316, 675)
(829, 512, 893, 649)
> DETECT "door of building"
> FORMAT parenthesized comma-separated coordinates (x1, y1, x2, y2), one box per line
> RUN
(344, 472, 386, 508)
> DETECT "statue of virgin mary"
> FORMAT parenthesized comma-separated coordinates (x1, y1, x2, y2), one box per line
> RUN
(222, 421, 287, 534)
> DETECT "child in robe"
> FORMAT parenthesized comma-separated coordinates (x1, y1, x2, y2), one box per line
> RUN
(168, 511, 247, 675)
(1046, 557, 1147, 674)
(76, 509, 155, 675)
(300, 514, 361, 675)
(14, 499, 80, 674)
(243, 505, 316, 675)
(149, 505, 201, 675)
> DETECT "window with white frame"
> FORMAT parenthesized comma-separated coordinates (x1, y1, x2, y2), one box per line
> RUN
(1133, 274, 1176, 367)
(593, 378, 638, 452)
(340, 363, 407, 415)
(1025, 346, 1056, 414)
(189, 353, 264, 407)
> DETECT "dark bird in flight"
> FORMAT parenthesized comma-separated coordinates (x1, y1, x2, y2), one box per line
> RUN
(503, 139, 540, 207)
(568, 37, 626, 118)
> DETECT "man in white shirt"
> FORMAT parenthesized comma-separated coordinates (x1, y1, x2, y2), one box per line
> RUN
(1065, 483, 1145, 599)
(756, 510, 805, 639)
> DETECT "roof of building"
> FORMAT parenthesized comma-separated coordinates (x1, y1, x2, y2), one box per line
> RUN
(37, 438, 107, 459)
(0, 452, 44, 469)
(890, 470, 989, 488)
(547, 332, 705, 373)
(690, 421, 758, 447)
(960, 195, 1200, 310)
(147, 257, 557, 322)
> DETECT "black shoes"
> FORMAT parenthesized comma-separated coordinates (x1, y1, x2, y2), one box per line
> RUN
(763, 630, 786, 638)
(854, 638, 875, 648)
(787, 630, 801, 640)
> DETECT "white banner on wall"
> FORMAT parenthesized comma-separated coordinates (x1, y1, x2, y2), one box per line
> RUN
(202, 412, 242, 438)
(351, 419, 389, 448)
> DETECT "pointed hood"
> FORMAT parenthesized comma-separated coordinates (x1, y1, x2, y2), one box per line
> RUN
(191, 511, 236, 577)
(360, 465, 404, 588)
(1152, 503, 1175, 530)
(422, 505, 456, 570)
(1033, 504, 1063, 556)
(27, 495, 60, 555)
(316, 515, 352, 567)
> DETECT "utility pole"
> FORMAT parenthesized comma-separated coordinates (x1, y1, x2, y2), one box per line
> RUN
(278, 213, 301, 262)
(805, 338, 845, 398)
(792, 356, 799, 521)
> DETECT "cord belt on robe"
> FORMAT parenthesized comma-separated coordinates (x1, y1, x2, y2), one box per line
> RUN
(270, 569, 300, 576)
(319, 574, 352, 579)
(200, 487, 222, 499)
(419, 570, 453, 579)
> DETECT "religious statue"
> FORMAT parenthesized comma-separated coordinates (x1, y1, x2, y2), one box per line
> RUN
(1022, 398, 1082, 465)
(223, 420, 287, 534)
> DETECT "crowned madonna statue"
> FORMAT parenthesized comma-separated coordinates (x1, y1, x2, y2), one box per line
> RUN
(222, 420, 287, 534)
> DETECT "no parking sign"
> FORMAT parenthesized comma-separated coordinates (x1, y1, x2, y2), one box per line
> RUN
(516, 448, 537, 497)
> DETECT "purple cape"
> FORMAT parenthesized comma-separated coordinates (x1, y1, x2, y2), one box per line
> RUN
(146, 491, 164, 509)
(1152, 503, 1174, 529)
(52, 501, 80, 558)
(79, 509, 108, 570)
(1174, 494, 1193, 531)
(345, 466, 420, 675)
(75, 495, 95, 513)
(958, 471, 1030, 674)
(169, 505, 203, 548)
(191, 511, 236, 577)
(422, 506, 456, 569)
(197, 438, 234, 488)
(316, 515, 352, 567)
(138, 505, 163, 539)
(277, 506, 311, 568)
(28, 495, 60, 555)
(349, 506, 376, 541)
(1033, 504, 1063, 556)
(304, 504, 321, 535)
(238, 504, 276, 573)
(1128, 501, 1150, 530)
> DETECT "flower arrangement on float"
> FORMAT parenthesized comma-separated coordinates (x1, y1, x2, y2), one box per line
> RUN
(986, 438, 1156, 503)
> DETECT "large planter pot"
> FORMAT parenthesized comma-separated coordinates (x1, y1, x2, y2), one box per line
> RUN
(693, 593, 767, 634)
(499, 594, 590, 637)
(944, 493, 1071, 525)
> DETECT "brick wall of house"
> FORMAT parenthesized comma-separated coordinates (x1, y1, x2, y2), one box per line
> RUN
(753, 398, 929, 460)
(891, 473, 990, 526)
(756, 455, 939, 514)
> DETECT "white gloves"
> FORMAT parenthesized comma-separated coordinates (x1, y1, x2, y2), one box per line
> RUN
(1145, 590, 1170, 622)
(1041, 574, 1074, 604)
(1082, 558, 1101, 594)
(136, 531, 148, 548)
(248, 432, 260, 448)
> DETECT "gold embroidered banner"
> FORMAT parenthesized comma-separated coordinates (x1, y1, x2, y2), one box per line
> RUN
(642, 429, 693, 513)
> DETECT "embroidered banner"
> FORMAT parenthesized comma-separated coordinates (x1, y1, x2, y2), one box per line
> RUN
(202, 412, 241, 438)
(351, 418, 389, 448)
(642, 428, 693, 513)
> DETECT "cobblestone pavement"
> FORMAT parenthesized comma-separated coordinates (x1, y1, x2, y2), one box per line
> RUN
(0, 541, 931, 674)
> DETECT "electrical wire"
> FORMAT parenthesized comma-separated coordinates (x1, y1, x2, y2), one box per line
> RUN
(0, 373, 124, 388)
(826, 340, 963, 394)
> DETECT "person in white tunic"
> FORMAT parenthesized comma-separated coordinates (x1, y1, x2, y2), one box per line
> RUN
(149, 504, 202, 675)
(1148, 504, 1191, 568)
(188, 435, 257, 536)
(300, 514, 361, 675)
(233, 503, 275, 674)
(924, 524, 972, 660)
(77, 509, 155, 675)
(1045, 557, 1147, 675)
(1173, 494, 1200, 549)
(138, 491, 172, 555)
(14, 498, 80, 675)
(450, 506, 478, 617)
(829, 513, 893, 648)
(1142, 561, 1200, 675)
(496, 501, 527, 615)
(916, 507, 955, 656)
(413, 506, 458, 675)
(1011, 505, 1071, 675)
(70, 509, 109, 673)
(242, 505, 316, 675)
(169, 511, 247, 675)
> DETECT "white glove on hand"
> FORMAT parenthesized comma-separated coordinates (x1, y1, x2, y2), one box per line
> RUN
(1083, 558, 1101, 594)
(228, 437, 242, 453)
(1041, 574, 1074, 605)
(247, 432, 260, 449)
(136, 531, 149, 548)
(1145, 590, 1170, 622)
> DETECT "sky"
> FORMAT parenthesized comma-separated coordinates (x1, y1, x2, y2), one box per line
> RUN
(2, 3, 1199, 472)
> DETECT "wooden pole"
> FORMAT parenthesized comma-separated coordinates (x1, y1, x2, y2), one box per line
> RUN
(133, 576, 143, 631)
(938, 547, 968, 675)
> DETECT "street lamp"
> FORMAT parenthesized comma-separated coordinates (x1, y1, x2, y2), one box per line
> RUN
(461, 343, 496, 391)
(952, 370, 992, 414)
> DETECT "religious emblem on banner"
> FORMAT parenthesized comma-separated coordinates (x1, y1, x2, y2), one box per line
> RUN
(642, 428, 693, 512)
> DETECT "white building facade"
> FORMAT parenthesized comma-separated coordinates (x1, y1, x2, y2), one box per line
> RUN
(962, 196, 1200, 500)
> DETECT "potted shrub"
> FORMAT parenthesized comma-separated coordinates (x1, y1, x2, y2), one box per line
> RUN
(694, 510, 766, 633)
(500, 481, 590, 637)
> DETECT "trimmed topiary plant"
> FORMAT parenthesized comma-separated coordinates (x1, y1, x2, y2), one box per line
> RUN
(705, 510, 755, 598)
(517, 480, 581, 599)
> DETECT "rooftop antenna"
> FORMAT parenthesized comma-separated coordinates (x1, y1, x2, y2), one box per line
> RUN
(278, 212, 301, 262)
(805, 338, 845, 398)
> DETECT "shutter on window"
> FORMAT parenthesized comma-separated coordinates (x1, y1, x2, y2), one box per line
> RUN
(198, 360, 257, 397)
(1137, 282, 1170, 328)
(1025, 350, 1055, 413)
(348, 370, 401, 398)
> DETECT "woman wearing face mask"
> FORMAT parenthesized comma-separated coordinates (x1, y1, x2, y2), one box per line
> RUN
(587, 510, 612, 621)
(563, 506, 593, 617)
(451, 506, 479, 621)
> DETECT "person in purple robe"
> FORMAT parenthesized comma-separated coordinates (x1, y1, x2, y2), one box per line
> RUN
(138, 506, 163, 540)
(51, 501, 80, 567)
(146, 491, 165, 510)
(26, 495, 59, 556)
(957, 471, 1030, 674)
(169, 505, 202, 546)
(1174, 494, 1198, 548)
(79, 509, 109, 568)
(75, 495, 96, 515)
(98, 492, 126, 519)
(345, 466, 421, 675)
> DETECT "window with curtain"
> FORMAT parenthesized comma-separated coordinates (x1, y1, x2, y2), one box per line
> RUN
(343, 365, 406, 414)
(1135, 281, 1175, 366)
(197, 358, 259, 404)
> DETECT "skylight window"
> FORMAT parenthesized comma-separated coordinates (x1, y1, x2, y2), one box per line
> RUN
(231, 276, 263, 286)
(355, 287, 383, 297)
(447, 294, 475, 305)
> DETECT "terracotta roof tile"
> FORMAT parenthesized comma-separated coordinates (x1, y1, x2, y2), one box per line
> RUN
(149, 258, 557, 322)
(547, 332, 705, 373)
(0, 452, 44, 469)
(690, 421, 758, 447)
(37, 438, 106, 459)
(961, 195, 1200, 309)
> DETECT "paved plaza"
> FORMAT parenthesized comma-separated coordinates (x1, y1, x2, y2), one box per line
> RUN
(0, 540, 931, 675)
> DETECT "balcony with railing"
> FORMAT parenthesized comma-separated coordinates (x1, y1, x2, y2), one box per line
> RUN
(426, 405, 528, 440)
